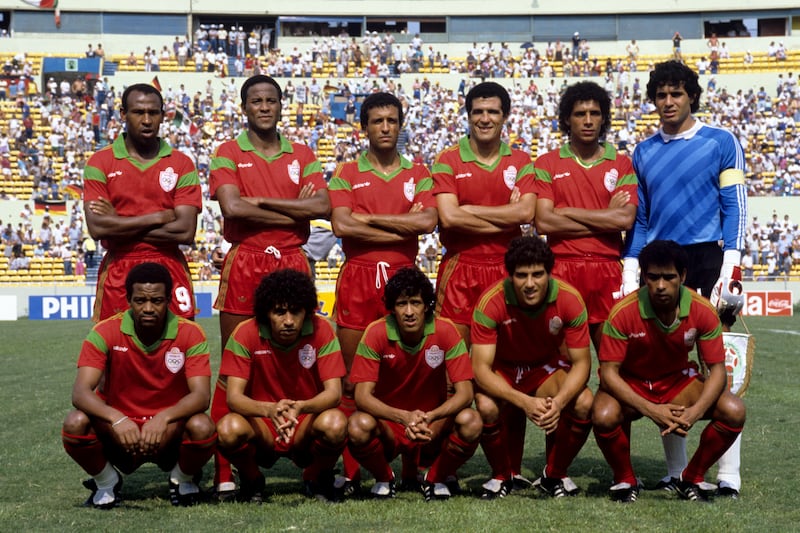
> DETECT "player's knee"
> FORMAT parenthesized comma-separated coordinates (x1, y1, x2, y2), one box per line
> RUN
(474, 393, 500, 424)
(591, 395, 622, 431)
(455, 408, 483, 442)
(185, 413, 216, 440)
(316, 408, 348, 445)
(216, 413, 250, 449)
(572, 388, 594, 420)
(717, 392, 746, 428)
(346, 411, 377, 445)
(62, 409, 91, 435)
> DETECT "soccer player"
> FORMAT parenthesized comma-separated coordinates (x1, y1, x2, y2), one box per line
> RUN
(534, 80, 637, 350)
(215, 269, 347, 503)
(209, 74, 330, 498)
(62, 263, 215, 508)
(83, 83, 201, 321)
(432, 81, 537, 343)
(347, 268, 481, 501)
(622, 60, 747, 497)
(471, 236, 593, 499)
(329, 92, 437, 493)
(593, 240, 746, 503)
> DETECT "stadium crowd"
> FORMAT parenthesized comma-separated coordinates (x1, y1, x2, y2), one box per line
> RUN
(1, 36, 800, 282)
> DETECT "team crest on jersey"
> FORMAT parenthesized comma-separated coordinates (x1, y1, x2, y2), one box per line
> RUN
(603, 168, 619, 192)
(165, 347, 185, 373)
(425, 345, 445, 369)
(299, 343, 317, 369)
(502, 166, 517, 190)
(288, 159, 301, 185)
(403, 177, 415, 202)
(159, 167, 179, 192)
(548, 316, 564, 336)
(684, 328, 698, 348)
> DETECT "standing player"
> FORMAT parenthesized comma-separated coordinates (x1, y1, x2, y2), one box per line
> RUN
(593, 240, 746, 502)
(209, 74, 330, 498)
(329, 92, 438, 493)
(534, 80, 637, 349)
(62, 263, 216, 508)
(83, 83, 201, 321)
(432, 81, 537, 343)
(622, 60, 747, 497)
(471, 236, 593, 499)
(215, 269, 347, 503)
(347, 268, 481, 501)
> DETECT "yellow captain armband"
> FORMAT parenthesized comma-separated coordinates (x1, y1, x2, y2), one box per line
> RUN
(720, 168, 745, 188)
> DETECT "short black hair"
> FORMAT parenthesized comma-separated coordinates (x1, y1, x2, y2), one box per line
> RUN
(120, 83, 163, 113)
(254, 269, 317, 326)
(558, 81, 612, 138)
(240, 74, 283, 104)
(647, 60, 702, 113)
(504, 236, 554, 275)
(125, 262, 173, 302)
(639, 240, 688, 276)
(383, 267, 435, 321)
(360, 92, 404, 129)
(465, 81, 511, 116)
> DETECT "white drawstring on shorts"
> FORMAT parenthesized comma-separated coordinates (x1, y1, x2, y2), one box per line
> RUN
(264, 245, 282, 260)
(375, 261, 390, 289)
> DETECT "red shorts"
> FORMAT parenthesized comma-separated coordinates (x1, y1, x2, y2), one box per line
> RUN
(93, 248, 195, 321)
(333, 258, 413, 330)
(495, 358, 570, 394)
(260, 412, 312, 456)
(214, 244, 311, 315)
(552, 257, 620, 326)
(435, 253, 506, 326)
(622, 367, 701, 404)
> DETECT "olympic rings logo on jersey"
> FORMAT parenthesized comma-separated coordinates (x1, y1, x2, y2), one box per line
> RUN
(159, 167, 179, 192)
(288, 159, 301, 185)
(165, 347, 185, 373)
(403, 177, 415, 203)
(425, 345, 444, 369)
(299, 344, 317, 369)
(683, 327, 698, 348)
(502, 166, 517, 190)
(603, 168, 619, 192)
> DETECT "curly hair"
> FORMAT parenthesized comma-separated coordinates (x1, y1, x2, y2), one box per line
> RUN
(360, 92, 404, 129)
(125, 262, 173, 302)
(383, 267, 436, 321)
(504, 236, 555, 276)
(254, 269, 317, 326)
(646, 60, 702, 113)
(558, 81, 612, 139)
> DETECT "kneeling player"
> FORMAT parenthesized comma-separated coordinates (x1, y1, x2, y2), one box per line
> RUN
(215, 270, 347, 503)
(348, 268, 481, 501)
(592, 240, 746, 503)
(471, 236, 594, 499)
(62, 263, 216, 508)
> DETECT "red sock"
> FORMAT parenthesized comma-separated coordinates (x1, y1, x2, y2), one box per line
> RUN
(178, 434, 217, 477)
(62, 431, 107, 476)
(427, 432, 479, 483)
(546, 412, 591, 479)
(503, 406, 527, 475)
(303, 437, 346, 480)
(593, 424, 637, 485)
(210, 380, 234, 486)
(224, 442, 262, 483)
(349, 435, 393, 482)
(480, 422, 511, 481)
(682, 421, 743, 484)
(339, 396, 361, 481)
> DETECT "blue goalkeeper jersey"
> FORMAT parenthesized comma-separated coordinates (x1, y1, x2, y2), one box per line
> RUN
(625, 120, 747, 259)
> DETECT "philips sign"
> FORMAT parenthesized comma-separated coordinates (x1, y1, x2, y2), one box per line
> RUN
(28, 293, 214, 320)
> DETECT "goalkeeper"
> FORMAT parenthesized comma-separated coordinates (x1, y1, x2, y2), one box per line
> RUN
(620, 60, 746, 498)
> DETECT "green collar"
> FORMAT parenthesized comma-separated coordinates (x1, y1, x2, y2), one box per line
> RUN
(502, 277, 558, 318)
(120, 309, 178, 353)
(638, 286, 692, 331)
(257, 314, 314, 351)
(385, 314, 436, 354)
(236, 130, 294, 161)
(559, 142, 616, 165)
(356, 151, 413, 180)
(111, 134, 172, 168)
(458, 135, 511, 162)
